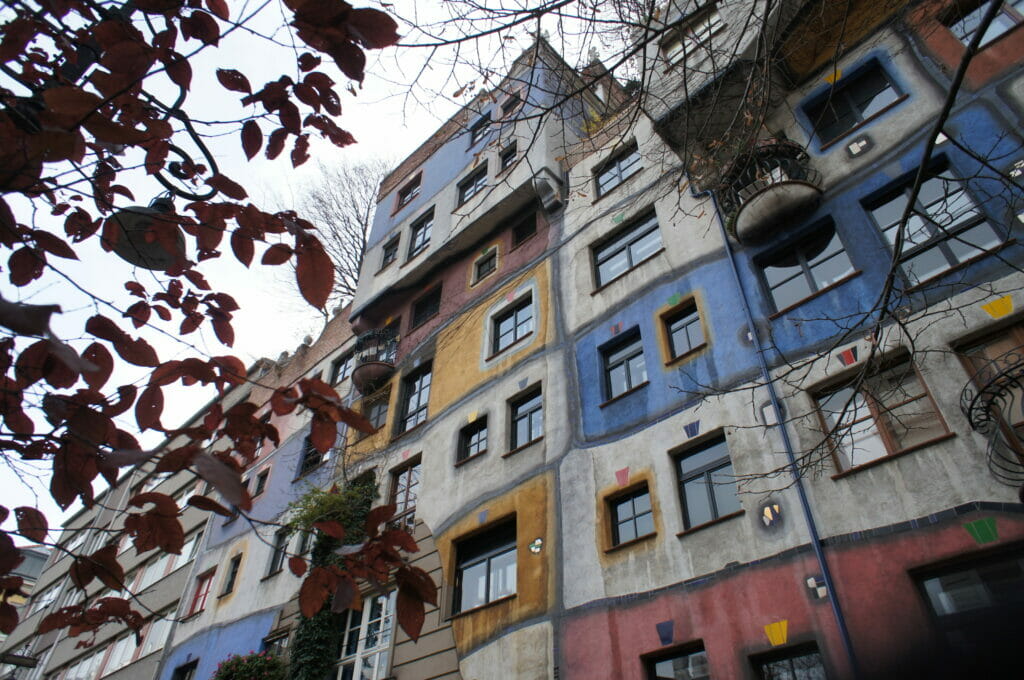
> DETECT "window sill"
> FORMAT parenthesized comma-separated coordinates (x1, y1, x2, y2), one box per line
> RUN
(448, 593, 516, 621)
(768, 270, 862, 320)
(389, 420, 427, 445)
(292, 462, 328, 483)
(904, 239, 1016, 293)
(408, 313, 438, 334)
(830, 432, 956, 480)
(401, 248, 428, 269)
(591, 169, 644, 206)
(665, 342, 708, 368)
(599, 381, 650, 408)
(676, 510, 744, 538)
(454, 450, 487, 468)
(818, 94, 909, 152)
(375, 260, 396, 276)
(485, 330, 534, 362)
(181, 610, 203, 622)
(503, 437, 543, 458)
(260, 569, 283, 582)
(591, 248, 665, 295)
(604, 531, 657, 554)
(510, 232, 537, 252)
(216, 590, 234, 600)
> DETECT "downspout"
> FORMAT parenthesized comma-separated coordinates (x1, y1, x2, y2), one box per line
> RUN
(696, 184, 861, 679)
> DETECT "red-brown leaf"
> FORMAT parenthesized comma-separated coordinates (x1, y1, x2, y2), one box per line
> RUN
(346, 8, 401, 49)
(8, 247, 44, 287)
(0, 602, 17, 635)
(134, 0, 185, 12)
(207, 174, 248, 201)
(89, 545, 125, 591)
(33, 231, 77, 259)
(124, 301, 150, 329)
(261, 243, 293, 265)
(291, 133, 310, 168)
(313, 520, 346, 541)
(212, 318, 234, 347)
(115, 338, 159, 367)
(216, 68, 251, 94)
(166, 56, 192, 90)
(230, 229, 254, 267)
(135, 385, 164, 431)
(42, 86, 103, 120)
(298, 566, 334, 618)
(181, 10, 220, 46)
(309, 416, 337, 454)
(186, 495, 233, 516)
(205, 0, 229, 21)
(81, 343, 113, 390)
(364, 504, 396, 538)
(288, 556, 307, 577)
(396, 584, 425, 642)
(241, 121, 262, 160)
(295, 236, 333, 308)
(14, 507, 47, 543)
(266, 128, 288, 160)
(297, 53, 321, 71)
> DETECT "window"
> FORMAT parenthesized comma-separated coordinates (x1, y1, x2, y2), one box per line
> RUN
(474, 250, 497, 282)
(454, 520, 516, 613)
(390, 461, 420, 528)
(30, 582, 61, 614)
(458, 164, 488, 205)
(664, 303, 704, 360)
(804, 63, 901, 144)
(411, 286, 442, 328)
(187, 570, 215, 615)
(363, 390, 389, 431)
(511, 212, 537, 247)
(398, 363, 431, 433)
(252, 469, 269, 497)
(337, 592, 395, 680)
(492, 295, 534, 354)
(602, 331, 647, 400)
(816, 359, 949, 471)
(675, 437, 741, 530)
(171, 660, 198, 680)
(500, 142, 517, 171)
(380, 237, 399, 269)
(916, 549, 1024, 657)
(501, 92, 522, 117)
(761, 223, 854, 312)
(753, 644, 828, 680)
(644, 645, 710, 680)
(945, 0, 1023, 46)
(662, 8, 724, 65)
(595, 143, 642, 196)
(221, 554, 242, 595)
(510, 387, 543, 450)
(593, 212, 662, 287)
(396, 175, 420, 210)
(961, 324, 1024, 468)
(263, 632, 290, 657)
(104, 634, 137, 675)
(610, 485, 654, 546)
(297, 435, 329, 476)
(867, 171, 1001, 286)
(407, 209, 433, 259)
(458, 418, 488, 463)
(267, 529, 288, 576)
(330, 353, 354, 385)
(296, 530, 312, 556)
(469, 113, 491, 145)
(140, 610, 174, 658)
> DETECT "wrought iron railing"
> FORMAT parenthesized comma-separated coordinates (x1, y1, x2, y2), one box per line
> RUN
(354, 327, 398, 366)
(715, 139, 822, 227)
(960, 346, 1024, 485)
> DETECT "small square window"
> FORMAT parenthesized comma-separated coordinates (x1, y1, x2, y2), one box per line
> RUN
(262, 632, 290, 657)
(602, 331, 647, 400)
(644, 645, 710, 680)
(492, 295, 534, 355)
(396, 175, 420, 210)
(172, 660, 199, 680)
(675, 436, 741, 530)
(381, 237, 399, 269)
(944, 0, 1024, 47)
(252, 469, 269, 497)
(408, 209, 434, 259)
(330, 352, 354, 385)
(501, 92, 522, 117)
(454, 519, 516, 614)
(510, 387, 543, 450)
(411, 286, 442, 329)
(593, 211, 662, 288)
(458, 418, 488, 463)
(220, 554, 242, 595)
(458, 164, 489, 205)
(500, 142, 517, 171)
(804, 63, 902, 145)
(664, 303, 704, 360)
(474, 250, 497, 283)
(511, 212, 537, 247)
(398, 363, 432, 433)
(362, 390, 390, 431)
(662, 7, 724, 66)
(595, 143, 642, 197)
(609, 485, 654, 546)
(469, 113, 492, 146)
(760, 223, 854, 312)
(297, 435, 329, 477)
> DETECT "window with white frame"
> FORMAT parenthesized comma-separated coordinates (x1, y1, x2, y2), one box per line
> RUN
(336, 591, 396, 680)
(595, 143, 641, 197)
(407, 209, 433, 259)
(592, 211, 662, 288)
(454, 520, 516, 613)
(398, 363, 432, 433)
(492, 295, 534, 355)
(458, 164, 489, 205)
(662, 7, 724, 65)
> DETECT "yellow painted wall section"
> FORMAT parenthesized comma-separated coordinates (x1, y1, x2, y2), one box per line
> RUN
(432, 261, 552, 414)
(436, 473, 553, 653)
(346, 386, 399, 459)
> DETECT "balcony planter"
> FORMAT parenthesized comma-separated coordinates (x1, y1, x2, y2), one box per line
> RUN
(351, 327, 398, 395)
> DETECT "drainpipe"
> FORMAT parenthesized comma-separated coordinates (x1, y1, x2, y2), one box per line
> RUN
(696, 184, 861, 679)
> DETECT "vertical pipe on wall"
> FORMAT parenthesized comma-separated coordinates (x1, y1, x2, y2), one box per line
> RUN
(699, 187, 862, 679)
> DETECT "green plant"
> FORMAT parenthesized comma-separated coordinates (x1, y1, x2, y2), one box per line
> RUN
(212, 651, 287, 680)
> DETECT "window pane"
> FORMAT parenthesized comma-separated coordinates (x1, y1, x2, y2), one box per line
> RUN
(683, 477, 714, 527)
(460, 560, 488, 611)
(710, 464, 741, 517)
(678, 439, 729, 474)
(489, 548, 517, 600)
(629, 228, 662, 264)
(770, 275, 814, 311)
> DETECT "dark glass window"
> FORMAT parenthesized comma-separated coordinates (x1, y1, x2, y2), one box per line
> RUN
(512, 212, 537, 247)
(510, 388, 543, 450)
(267, 530, 287, 575)
(469, 113, 491, 145)
(945, 0, 1023, 46)
(500, 142, 518, 171)
(399, 364, 431, 433)
(454, 520, 516, 613)
(867, 171, 1001, 286)
(644, 646, 710, 680)
(408, 210, 433, 258)
(493, 295, 534, 354)
(381, 237, 399, 269)
(602, 332, 647, 400)
(297, 435, 328, 476)
(665, 304, 704, 359)
(596, 143, 642, 196)
(458, 164, 489, 205)
(475, 250, 497, 282)
(262, 632, 289, 657)
(458, 418, 488, 462)
(220, 555, 242, 595)
(610, 486, 654, 545)
(501, 92, 522, 116)
(804, 64, 901, 143)
(411, 286, 442, 328)
(330, 352, 354, 385)
(675, 437, 741, 530)
(363, 390, 389, 430)
(761, 224, 854, 311)
(391, 461, 420, 528)
(396, 175, 420, 209)
(753, 644, 828, 680)
(172, 660, 199, 680)
(593, 212, 662, 287)
(253, 469, 269, 497)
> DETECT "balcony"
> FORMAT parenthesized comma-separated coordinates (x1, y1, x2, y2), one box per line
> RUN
(715, 140, 822, 243)
(351, 328, 398, 396)
(960, 346, 1024, 488)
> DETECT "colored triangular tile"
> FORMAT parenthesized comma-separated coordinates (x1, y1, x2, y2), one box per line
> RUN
(824, 69, 842, 84)
(683, 420, 700, 438)
(981, 295, 1012, 319)
(612, 213, 625, 224)
(615, 467, 630, 486)
(668, 293, 682, 306)
(964, 517, 998, 545)
(764, 620, 788, 646)
(478, 510, 489, 525)
(655, 620, 674, 646)
(468, 411, 478, 423)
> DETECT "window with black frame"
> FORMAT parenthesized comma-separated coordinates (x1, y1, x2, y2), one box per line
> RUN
(866, 170, 1001, 286)
(297, 435, 328, 477)
(944, 0, 1024, 46)
(664, 303, 705, 360)
(458, 164, 488, 205)
(454, 520, 516, 613)
(380, 237, 399, 269)
(675, 437, 741, 530)
(509, 387, 543, 450)
(398, 363, 431, 433)
(595, 143, 642, 196)
(492, 295, 534, 354)
(804, 63, 902, 144)
(407, 209, 433, 259)
(644, 645, 710, 680)
(390, 460, 420, 528)
(593, 212, 662, 288)
(602, 331, 647, 400)
(458, 418, 488, 463)
(752, 643, 828, 680)
(411, 286, 442, 328)
(609, 485, 654, 546)
(760, 223, 854, 312)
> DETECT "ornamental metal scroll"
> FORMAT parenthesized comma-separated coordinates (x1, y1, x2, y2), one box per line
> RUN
(960, 347, 1024, 485)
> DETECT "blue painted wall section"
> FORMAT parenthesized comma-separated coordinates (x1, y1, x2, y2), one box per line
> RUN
(159, 611, 278, 680)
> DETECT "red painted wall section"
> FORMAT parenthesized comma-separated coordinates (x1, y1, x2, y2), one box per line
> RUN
(559, 511, 1024, 680)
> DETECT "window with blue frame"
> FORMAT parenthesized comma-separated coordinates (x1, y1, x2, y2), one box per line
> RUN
(866, 169, 1003, 286)
(803, 61, 903, 145)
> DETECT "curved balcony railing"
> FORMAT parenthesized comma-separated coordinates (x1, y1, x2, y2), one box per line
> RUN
(352, 328, 398, 396)
(716, 140, 823, 243)
(960, 346, 1024, 488)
